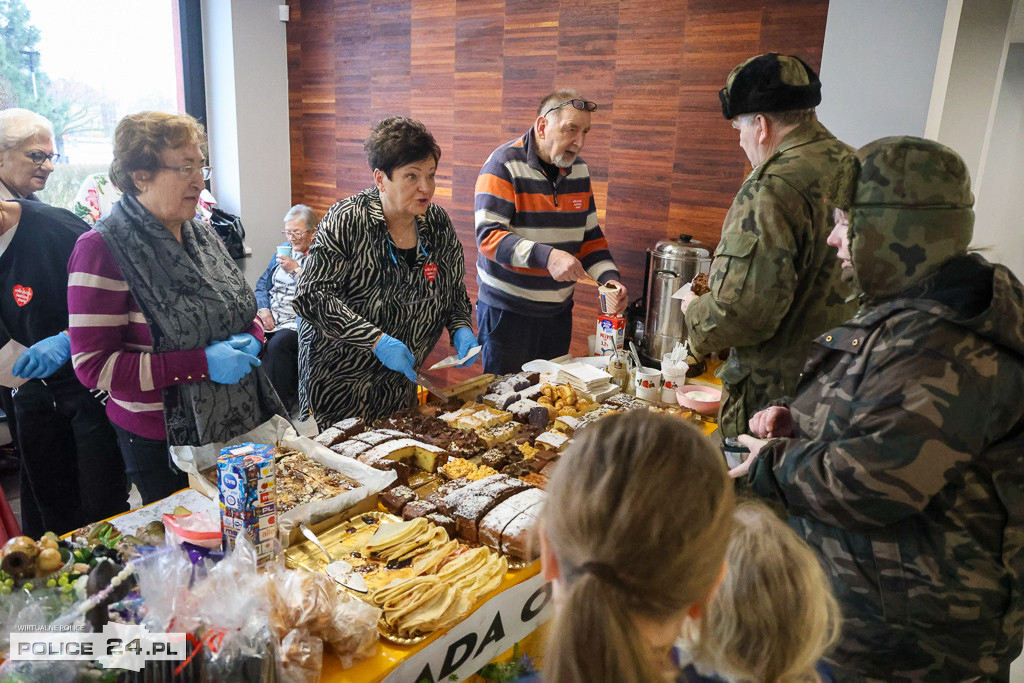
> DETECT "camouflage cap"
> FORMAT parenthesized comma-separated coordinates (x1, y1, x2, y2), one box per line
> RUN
(719, 53, 822, 120)
(845, 136, 975, 301)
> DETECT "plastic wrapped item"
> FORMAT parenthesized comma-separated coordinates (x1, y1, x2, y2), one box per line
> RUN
(276, 628, 322, 683)
(133, 538, 276, 680)
(188, 538, 275, 680)
(321, 590, 380, 668)
(265, 564, 380, 670)
(133, 546, 205, 635)
(163, 511, 223, 550)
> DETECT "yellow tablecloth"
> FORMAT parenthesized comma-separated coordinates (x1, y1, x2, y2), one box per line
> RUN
(322, 562, 547, 682)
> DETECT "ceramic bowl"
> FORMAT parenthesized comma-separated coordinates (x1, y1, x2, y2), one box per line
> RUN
(675, 385, 722, 416)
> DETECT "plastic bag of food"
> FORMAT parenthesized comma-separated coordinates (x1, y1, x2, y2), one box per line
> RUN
(162, 511, 222, 549)
(322, 589, 380, 668)
(133, 545, 206, 634)
(265, 564, 379, 670)
(276, 628, 323, 683)
(188, 537, 275, 679)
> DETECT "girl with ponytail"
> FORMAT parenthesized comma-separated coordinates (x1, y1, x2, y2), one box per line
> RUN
(539, 410, 735, 682)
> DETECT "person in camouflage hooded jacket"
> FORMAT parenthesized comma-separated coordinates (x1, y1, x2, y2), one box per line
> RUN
(683, 53, 857, 438)
(740, 137, 1024, 681)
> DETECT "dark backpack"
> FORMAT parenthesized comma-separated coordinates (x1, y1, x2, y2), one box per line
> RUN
(209, 207, 246, 259)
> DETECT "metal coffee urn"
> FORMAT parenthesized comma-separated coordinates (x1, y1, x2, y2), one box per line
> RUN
(640, 234, 711, 364)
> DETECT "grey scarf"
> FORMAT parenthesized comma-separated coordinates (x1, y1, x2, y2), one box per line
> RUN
(94, 194, 285, 446)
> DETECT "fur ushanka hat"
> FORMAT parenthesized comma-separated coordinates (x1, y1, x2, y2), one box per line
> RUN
(719, 53, 822, 120)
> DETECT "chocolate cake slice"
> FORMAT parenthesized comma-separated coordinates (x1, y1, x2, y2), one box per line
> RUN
(330, 440, 370, 459)
(425, 513, 456, 537)
(313, 427, 345, 447)
(501, 507, 542, 561)
(443, 474, 531, 543)
(331, 417, 366, 439)
(402, 499, 439, 521)
(353, 430, 401, 446)
(380, 485, 416, 515)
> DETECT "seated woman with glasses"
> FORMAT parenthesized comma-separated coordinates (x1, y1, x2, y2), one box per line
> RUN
(254, 204, 319, 412)
(293, 115, 478, 424)
(67, 111, 285, 504)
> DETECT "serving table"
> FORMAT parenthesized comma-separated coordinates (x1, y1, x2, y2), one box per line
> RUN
(57, 358, 723, 682)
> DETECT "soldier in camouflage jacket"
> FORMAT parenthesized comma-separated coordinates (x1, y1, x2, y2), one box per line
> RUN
(683, 54, 857, 437)
(741, 137, 1024, 681)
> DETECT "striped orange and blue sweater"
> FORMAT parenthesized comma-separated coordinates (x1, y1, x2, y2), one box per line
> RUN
(474, 129, 620, 317)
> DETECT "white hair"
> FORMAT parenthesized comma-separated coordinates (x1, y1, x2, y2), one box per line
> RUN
(283, 204, 318, 231)
(0, 108, 54, 151)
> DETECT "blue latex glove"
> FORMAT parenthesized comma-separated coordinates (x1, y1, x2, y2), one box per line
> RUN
(226, 333, 262, 357)
(372, 333, 417, 382)
(12, 332, 72, 379)
(453, 327, 479, 367)
(204, 341, 260, 384)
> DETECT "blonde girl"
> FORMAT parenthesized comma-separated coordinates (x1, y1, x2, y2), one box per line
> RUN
(540, 411, 735, 683)
(683, 501, 842, 682)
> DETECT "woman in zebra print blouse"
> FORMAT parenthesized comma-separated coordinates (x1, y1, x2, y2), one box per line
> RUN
(293, 116, 478, 424)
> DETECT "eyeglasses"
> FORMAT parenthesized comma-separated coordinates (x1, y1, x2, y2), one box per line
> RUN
(542, 99, 598, 117)
(281, 229, 310, 238)
(160, 165, 212, 181)
(23, 150, 61, 166)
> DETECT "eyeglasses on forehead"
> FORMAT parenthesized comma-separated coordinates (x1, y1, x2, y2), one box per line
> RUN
(543, 99, 598, 117)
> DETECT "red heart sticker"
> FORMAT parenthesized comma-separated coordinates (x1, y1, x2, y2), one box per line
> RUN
(13, 285, 32, 307)
(423, 263, 438, 282)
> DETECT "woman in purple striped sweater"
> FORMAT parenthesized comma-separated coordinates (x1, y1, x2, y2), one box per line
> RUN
(67, 112, 285, 504)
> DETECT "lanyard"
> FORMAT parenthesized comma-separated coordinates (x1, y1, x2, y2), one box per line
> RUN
(386, 232, 428, 265)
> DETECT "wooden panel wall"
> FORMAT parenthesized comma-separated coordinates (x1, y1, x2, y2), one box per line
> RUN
(286, 0, 829, 371)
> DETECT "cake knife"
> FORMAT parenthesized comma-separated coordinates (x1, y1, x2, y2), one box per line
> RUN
(415, 372, 448, 401)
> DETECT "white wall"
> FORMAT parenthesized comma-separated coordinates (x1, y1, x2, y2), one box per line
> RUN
(932, 0, 1016, 186)
(201, 0, 292, 284)
(821, 0, 1024, 279)
(818, 0, 947, 147)
(974, 43, 1024, 277)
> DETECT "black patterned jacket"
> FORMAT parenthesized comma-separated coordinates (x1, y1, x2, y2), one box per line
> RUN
(294, 187, 473, 423)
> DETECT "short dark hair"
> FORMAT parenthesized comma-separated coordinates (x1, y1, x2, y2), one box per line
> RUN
(364, 116, 441, 179)
(109, 111, 206, 196)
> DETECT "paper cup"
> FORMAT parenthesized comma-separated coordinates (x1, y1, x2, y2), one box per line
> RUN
(634, 366, 662, 402)
(599, 282, 621, 314)
(276, 245, 293, 258)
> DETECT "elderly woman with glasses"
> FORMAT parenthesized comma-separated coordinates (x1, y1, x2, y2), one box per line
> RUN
(0, 108, 130, 536)
(294, 116, 478, 425)
(0, 108, 59, 201)
(254, 204, 319, 411)
(66, 111, 284, 504)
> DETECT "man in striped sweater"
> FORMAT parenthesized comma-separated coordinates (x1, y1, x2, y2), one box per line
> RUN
(474, 89, 627, 374)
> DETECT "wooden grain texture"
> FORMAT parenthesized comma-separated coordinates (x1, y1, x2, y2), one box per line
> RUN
(287, 0, 829, 373)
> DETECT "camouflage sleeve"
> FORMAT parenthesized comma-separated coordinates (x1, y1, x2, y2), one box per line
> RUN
(747, 318, 989, 531)
(684, 177, 805, 358)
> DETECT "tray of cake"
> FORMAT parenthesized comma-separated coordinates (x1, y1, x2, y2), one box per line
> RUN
(284, 510, 508, 642)
(174, 415, 397, 544)
(378, 473, 546, 568)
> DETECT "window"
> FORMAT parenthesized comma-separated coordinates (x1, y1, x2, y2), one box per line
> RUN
(1, 0, 203, 211)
